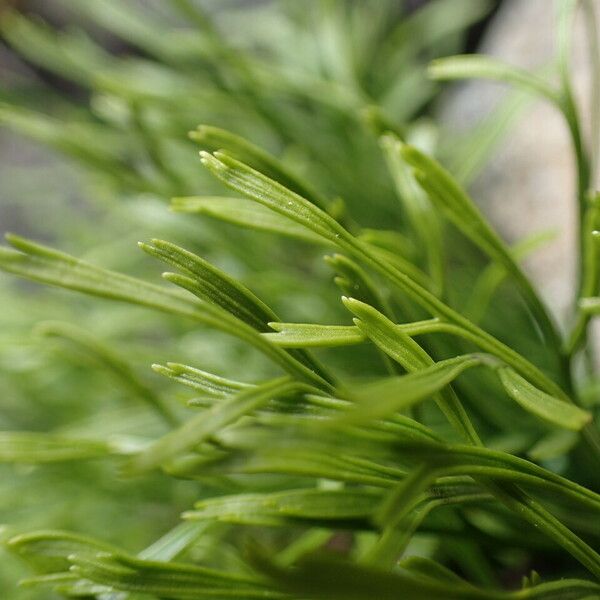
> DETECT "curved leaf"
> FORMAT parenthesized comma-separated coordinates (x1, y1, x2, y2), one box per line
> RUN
(171, 196, 327, 244)
(497, 367, 591, 431)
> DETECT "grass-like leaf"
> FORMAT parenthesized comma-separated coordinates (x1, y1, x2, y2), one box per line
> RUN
(184, 488, 382, 529)
(0, 432, 110, 464)
(153, 362, 253, 397)
(140, 238, 277, 331)
(399, 142, 563, 361)
(428, 55, 560, 104)
(0, 235, 332, 391)
(190, 124, 329, 211)
(497, 367, 591, 431)
(171, 196, 327, 244)
(125, 376, 300, 473)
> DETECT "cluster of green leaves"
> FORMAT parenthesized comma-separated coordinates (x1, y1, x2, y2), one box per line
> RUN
(1, 1, 600, 599)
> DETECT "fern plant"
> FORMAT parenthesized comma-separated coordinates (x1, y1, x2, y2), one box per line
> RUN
(1, 1, 600, 598)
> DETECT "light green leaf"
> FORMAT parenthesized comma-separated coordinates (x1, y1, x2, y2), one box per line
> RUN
(169, 445, 403, 489)
(190, 124, 329, 210)
(7, 530, 122, 576)
(141, 238, 331, 381)
(199, 151, 345, 245)
(380, 133, 443, 294)
(428, 54, 560, 105)
(198, 146, 567, 405)
(374, 465, 436, 529)
(137, 521, 210, 562)
(263, 320, 447, 349)
(140, 238, 276, 331)
(125, 376, 299, 473)
(497, 367, 591, 431)
(342, 297, 480, 445)
(0, 432, 111, 464)
(171, 196, 327, 244)
(184, 488, 382, 528)
(152, 362, 252, 397)
(399, 143, 561, 355)
(391, 440, 600, 514)
(0, 104, 142, 190)
(264, 323, 366, 348)
(342, 355, 485, 423)
(68, 552, 273, 599)
(528, 430, 579, 462)
(0, 234, 202, 317)
(0, 235, 331, 390)
(399, 556, 474, 586)
(0, 10, 109, 85)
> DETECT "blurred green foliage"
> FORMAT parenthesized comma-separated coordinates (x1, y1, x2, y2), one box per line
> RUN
(1, 1, 599, 599)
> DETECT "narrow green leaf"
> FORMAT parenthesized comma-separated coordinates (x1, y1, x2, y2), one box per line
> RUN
(0, 104, 143, 190)
(199, 152, 345, 245)
(7, 530, 122, 576)
(428, 54, 560, 105)
(497, 367, 591, 431)
(391, 440, 600, 514)
(171, 196, 327, 244)
(170, 445, 403, 489)
(263, 320, 448, 349)
(380, 133, 444, 294)
(141, 238, 332, 381)
(140, 238, 277, 331)
(0, 235, 331, 390)
(399, 143, 562, 356)
(0, 432, 110, 464)
(364, 488, 489, 568)
(342, 297, 481, 445)
(137, 521, 210, 562)
(400, 556, 474, 586)
(125, 376, 298, 473)
(342, 355, 485, 423)
(184, 488, 382, 529)
(0, 10, 108, 86)
(264, 323, 366, 348)
(152, 362, 252, 397)
(0, 234, 203, 317)
(191, 124, 329, 210)
(68, 551, 274, 599)
(374, 464, 436, 529)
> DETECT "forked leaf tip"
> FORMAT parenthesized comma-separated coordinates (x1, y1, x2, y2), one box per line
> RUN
(198, 150, 216, 163)
(342, 296, 365, 310)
